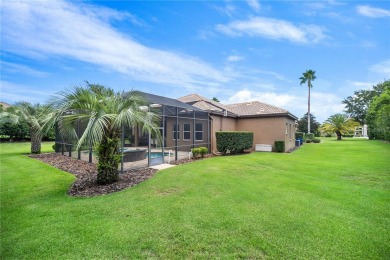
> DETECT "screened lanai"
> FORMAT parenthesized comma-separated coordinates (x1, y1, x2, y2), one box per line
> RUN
(54, 92, 211, 171)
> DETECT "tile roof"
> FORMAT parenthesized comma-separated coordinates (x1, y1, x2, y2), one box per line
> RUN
(0, 102, 11, 109)
(178, 93, 293, 118)
(225, 101, 288, 116)
(177, 94, 230, 112)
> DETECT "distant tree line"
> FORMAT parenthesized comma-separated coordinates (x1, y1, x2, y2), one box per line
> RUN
(0, 103, 55, 143)
(342, 79, 390, 141)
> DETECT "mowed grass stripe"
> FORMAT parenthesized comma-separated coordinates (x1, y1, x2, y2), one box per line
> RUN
(1, 139, 389, 259)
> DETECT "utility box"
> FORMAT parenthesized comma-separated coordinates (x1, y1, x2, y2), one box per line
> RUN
(255, 144, 272, 152)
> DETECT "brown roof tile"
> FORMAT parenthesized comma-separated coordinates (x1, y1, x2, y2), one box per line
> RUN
(178, 94, 293, 118)
(178, 94, 230, 112)
(225, 101, 287, 116)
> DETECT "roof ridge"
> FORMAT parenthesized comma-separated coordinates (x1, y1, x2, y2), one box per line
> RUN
(178, 93, 231, 111)
(226, 100, 287, 112)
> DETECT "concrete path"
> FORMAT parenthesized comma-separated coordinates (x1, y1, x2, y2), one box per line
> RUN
(149, 163, 176, 170)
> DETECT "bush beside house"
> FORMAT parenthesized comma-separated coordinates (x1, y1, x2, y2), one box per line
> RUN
(216, 131, 253, 155)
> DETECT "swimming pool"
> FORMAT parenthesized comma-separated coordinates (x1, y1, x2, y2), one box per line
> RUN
(148, 152, 171, 158)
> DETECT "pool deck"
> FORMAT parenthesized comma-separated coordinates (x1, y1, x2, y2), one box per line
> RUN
(149, 163, 176, 170)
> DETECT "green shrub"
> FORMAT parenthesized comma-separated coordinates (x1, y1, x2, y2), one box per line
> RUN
(312, 138, 321, 143)
(216, 131, 253, 155)
(342, 134, 354, 138)
(306, 133, 315, 140)
(52, 143, 56, 151)
(199, 147, 208, 158)
(274, 141, 285, 153)
(306, 139, 312, 143)
(192, 148, 200, 158)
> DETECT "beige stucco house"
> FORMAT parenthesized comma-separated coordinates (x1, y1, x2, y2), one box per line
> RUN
(178, 94, 298, 152)
(55, 91, 298, 171)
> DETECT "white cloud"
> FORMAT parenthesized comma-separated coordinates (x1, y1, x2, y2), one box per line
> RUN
(224, 89, 344, 122)
(216, 17, 326, 44)
(1, 0, 229, 92)
(246, 0, 261, 12)
(369, 60, 390, 76)
(361, 40, 376, 48)
(226, 89, 296, 108)
(346, 81, 374, 89)
(0, 81, 51, 103)
(357, 5, 390, 18)
(227, 55, 244, 62)
(1, 61, 50, 78)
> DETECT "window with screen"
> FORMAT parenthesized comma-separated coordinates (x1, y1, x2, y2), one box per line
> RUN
(173, 124, 180, 140)
(195, 123, 203, 141)
(183, 123, 191, 140)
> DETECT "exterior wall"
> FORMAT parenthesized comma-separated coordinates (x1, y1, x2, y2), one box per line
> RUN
(210, 115, 237, 152)
(165, 117, 210, 152)
(235, 116, 296, 152)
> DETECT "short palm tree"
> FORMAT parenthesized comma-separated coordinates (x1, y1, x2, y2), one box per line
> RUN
(300, 70, 316, 134)
(321, 114, 360, 140)
(48, 83, 160, 185)
(0, 102, 52, 154)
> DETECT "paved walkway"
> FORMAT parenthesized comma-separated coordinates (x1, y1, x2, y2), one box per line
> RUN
(149, 163, 176, 170)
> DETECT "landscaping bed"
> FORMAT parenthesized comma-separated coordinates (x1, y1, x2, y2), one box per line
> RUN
(30, 153, 157, 197)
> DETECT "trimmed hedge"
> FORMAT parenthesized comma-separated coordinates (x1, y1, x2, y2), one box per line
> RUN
(216, 131, 253, 155)
(274, 141, 285, 152)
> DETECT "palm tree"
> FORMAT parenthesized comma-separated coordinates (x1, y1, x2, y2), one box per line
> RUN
(321, 114, 359, 140)
(0, 102, 52, 154)
(300, 69, 316, 134)
(48, 83, 160, 185)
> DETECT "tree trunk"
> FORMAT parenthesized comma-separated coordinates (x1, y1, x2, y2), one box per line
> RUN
(30, 126, 42, 154)
(96, 133, 121, 185)
(336, 131, 342, 140)
(307, 81, 311, 134)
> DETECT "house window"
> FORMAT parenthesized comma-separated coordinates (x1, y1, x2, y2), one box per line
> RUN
(286, 123, 288, 135)
(183, 123, 191, 141)
(195, 123, 203, 141)
(289, 124, 292, 139)
(173, 124, 180, 140)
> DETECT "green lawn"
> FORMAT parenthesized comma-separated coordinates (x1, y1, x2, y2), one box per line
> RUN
(1, 139, 389, 259)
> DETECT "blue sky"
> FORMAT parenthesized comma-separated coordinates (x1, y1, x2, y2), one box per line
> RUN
(1, 0, 389, 122)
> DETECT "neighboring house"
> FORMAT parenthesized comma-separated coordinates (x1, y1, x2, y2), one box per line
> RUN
(178, 94, 298, 152)
(354, 124, 368, 137)
(0, 102, 11, 110)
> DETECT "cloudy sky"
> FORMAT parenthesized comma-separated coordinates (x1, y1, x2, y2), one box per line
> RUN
(1, 0, 389, 122)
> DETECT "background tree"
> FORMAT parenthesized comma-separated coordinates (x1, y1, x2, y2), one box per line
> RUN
(212, 97, 220, 102)
(321, 114, 359, 140)
(299, 69, 316, 134)
(342, 80, 389, 124)
(297, 113, 321, 136)
(48, 83, 161, 185)
(365, 86, 390, 141)
(0, 102, 52, 153)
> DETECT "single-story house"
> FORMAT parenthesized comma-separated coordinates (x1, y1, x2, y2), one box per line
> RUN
(55, 92, 297, 170)
(178, 94, 298, 153)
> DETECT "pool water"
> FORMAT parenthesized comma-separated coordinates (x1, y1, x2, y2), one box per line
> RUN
(149, 152, 170, 158)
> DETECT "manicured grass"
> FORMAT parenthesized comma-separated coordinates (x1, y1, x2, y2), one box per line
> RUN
(1, 139, 389, 258)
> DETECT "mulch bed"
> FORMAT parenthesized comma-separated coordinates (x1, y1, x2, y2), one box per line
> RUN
(29, 153, 157, 197)
(29, 153, 216, 197)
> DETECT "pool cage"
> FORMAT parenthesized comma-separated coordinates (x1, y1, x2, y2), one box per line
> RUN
(54, 92, 211, 172)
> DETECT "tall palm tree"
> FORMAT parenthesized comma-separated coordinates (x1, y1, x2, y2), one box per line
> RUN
(0, 102, 52, 154)
(300, 69, 316, 134)
(321, 114, 359, 140)
(48, 83, 160, 185)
